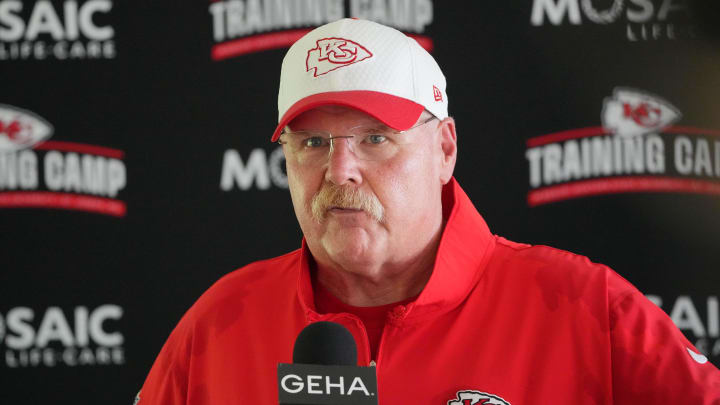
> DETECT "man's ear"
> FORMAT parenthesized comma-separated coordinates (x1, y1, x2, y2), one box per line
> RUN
(437, 117, 457, 184)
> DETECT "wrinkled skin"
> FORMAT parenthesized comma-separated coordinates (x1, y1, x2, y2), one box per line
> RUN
(283, 106, 457, 306)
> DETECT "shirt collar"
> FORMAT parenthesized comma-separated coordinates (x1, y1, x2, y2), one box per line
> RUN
(296, 177, 496, 323)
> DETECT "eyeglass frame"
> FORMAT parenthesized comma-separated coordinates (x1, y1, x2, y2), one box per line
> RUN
(276, 115, 439, 163)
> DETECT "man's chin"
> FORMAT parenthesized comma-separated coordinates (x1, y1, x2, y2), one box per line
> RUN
(321, 236, 380, 267)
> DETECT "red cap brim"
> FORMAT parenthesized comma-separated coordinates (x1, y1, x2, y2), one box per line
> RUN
(271, 90, 424, 142)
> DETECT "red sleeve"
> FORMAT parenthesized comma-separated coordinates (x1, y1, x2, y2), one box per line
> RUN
(609, 287, 720, 403)
(136, 310, 195, 405)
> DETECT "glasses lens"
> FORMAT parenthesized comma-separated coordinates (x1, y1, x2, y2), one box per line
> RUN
(347, 126, 405, 161)
(282, 131, 331, 165)
(281, 122, 427, 164)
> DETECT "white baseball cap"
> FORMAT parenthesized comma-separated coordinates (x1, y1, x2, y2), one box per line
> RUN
(272, 18, 448, 142)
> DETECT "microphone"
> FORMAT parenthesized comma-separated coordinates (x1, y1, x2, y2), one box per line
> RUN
(293, 321, 357, 365)
(277, 321, 378, 405)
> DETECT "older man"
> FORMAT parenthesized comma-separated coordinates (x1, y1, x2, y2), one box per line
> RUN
(138, 19, 720, 404)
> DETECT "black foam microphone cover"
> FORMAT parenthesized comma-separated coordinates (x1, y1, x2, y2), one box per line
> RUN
(292, 321, 357, 366)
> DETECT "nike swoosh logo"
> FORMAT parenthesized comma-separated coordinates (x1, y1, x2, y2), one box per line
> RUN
(687, 347, 708, 364)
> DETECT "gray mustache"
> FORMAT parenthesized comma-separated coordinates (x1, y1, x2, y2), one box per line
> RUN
(310, 182, 385, 223)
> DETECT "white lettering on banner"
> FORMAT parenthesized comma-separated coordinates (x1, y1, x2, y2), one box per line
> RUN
(531, 0, 688, 25)
(220, 147, 288, 191)
(0, 39, 115, 59)
(647, 295, 720, 357)
(0, 104, 128, 216)
(268, 146, 288, 188)
(88, 305, 123, 346)
(1, 305, 125, 368)
(524, 88, 720, 207)
(670, 297, 707, 337)
(0, 0, 115, 60)
(349, 0, 433, 32)
(3, 305, 123, 349)
(527, 123, 718, 188)
(4, 346, 124, 367)
(42, 152, 126, 197)
(525, 134, 668, 187)
(674, 137, 716, 177)
(5, 307, 34, 349)
(530, 0, 694, 42)
(531, 0, 582, 25)
(209, 0, 433, 43)
(0, 0, 113, 41)
(209, 0, 345, 41)
(581, 0, 624, 24)
(0, 150, 39, 189)
(35, 308, 75, 347)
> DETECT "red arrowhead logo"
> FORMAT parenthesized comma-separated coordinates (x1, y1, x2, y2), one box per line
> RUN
(306, 37, 373, 77)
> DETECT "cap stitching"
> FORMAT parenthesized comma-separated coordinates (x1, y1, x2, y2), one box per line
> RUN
(406, 34, 418, 103)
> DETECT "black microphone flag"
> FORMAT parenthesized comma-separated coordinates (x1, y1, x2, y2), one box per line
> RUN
(277, 321, 379, 405)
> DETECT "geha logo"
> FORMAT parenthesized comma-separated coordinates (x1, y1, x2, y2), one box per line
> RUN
(220, 147, 287, 191)
(0, 305, 125, 368)
(530, 0, 697, 41)
(208, 0, 434, 61)
(448, 390, 511, 405)
(306, 37, 373, 77)
(0, 104, 127, 216)
(0, 0, 116, 60)
(647, 294, 720, 360)
(524, 87, 720, 206)
(280, 374, 372, 396)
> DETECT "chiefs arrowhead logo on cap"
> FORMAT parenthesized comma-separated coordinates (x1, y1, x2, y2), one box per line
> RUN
(306, 37, 373, 77)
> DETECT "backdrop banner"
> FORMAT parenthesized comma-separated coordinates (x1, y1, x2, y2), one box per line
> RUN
(1, 1, 718, 403)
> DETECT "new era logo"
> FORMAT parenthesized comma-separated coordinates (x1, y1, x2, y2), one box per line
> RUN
(433, 85, 443, 102)
(306, 37, 373, 77)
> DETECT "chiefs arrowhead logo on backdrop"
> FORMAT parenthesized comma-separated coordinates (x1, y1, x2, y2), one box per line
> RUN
(601, 88, 681, 137)
(0, 104, 53, 152)
(448, 390, 511, 405)
(306, 37, 373, 77)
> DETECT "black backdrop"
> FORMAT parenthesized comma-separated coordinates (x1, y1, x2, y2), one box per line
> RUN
(2, 1, 719, 403)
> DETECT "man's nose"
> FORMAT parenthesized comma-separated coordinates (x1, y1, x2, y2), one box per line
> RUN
(325, 137, 362, 186)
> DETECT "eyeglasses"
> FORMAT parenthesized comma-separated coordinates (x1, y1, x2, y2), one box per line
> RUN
(277, 116, 437, 165)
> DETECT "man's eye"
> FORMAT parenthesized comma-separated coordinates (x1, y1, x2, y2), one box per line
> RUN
(365, 134, 387, 144)
(303, 137, 326, 147)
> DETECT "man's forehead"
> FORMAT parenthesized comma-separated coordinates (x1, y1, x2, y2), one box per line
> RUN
(288, 105, 432, 131)
(288, 105, 389, 130)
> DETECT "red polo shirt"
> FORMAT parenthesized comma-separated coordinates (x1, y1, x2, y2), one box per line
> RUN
(138, 178, 720, 404)
(313, 280, 418, 361)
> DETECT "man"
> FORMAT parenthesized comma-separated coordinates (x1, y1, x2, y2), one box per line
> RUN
(138, 19, 720, 404)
